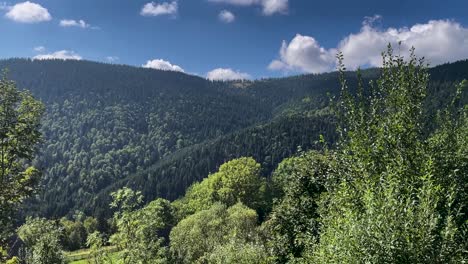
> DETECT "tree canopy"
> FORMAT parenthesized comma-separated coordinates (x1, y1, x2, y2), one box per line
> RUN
(0, 71, 43, 260)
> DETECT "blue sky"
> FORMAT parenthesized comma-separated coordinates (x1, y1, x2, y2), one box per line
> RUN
(1, 0, 468, 80)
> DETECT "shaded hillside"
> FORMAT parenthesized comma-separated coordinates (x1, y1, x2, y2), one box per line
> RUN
(0, 58, 466, 218)
(86, 113, 336, 218)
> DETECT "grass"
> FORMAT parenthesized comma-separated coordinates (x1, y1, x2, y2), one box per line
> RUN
(65, 246, 118, 264)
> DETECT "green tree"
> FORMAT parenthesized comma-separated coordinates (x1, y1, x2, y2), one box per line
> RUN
(170, 202, 259, 263)
(17, 217, 65, 264)
(312, 46, 468, 263)
(86, 231, 113, 264)
(265, 150, 335, 263)
(109, 188, 173, 264)
(0, 71, 44, 257)
(110, 187, 143, 212)
(60, 218, 87, 251)
(83, 216, 99, 235)
(173, 157, 267, 218)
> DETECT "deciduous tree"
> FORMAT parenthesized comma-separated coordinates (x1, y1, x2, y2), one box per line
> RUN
(0, 71, 44, 259)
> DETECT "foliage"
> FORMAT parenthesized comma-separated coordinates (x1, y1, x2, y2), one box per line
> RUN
(110, 187, 144, 213)
(173, 157, 267, 219)
(170, 202, 259, 263)
(17, 217, 65, 264)
(85, 232, 114, 264)
(83, 216, 99, 235)
(98, 113, 335, 220)
(204, 241, 270, 264)
(428, 80, 468, 222)
(311, 46, 468, 263)
(60, 218, 87, 251)
(3, 59, 272, 218)
(5, 256, 20, 264)
(109, 188, 174, 264)
(265, 150, 335, 263)
(0, 71, 44, 254)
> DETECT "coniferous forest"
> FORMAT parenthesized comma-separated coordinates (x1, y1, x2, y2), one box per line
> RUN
(1, 45, 467, 263)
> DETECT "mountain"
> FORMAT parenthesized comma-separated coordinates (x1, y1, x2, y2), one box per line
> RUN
(88, 113, 337, 218)
(0, 58, 466, 219)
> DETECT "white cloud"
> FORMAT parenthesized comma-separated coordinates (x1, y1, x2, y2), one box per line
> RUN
(262, 0, 288, 15)
(219, 10, 235, 23)
(5, 1, 51, 23)
(106, 56, 119, 63)
(33, 50, 82, 60)
(269, 18, 468, 73)
(206, 68, 251, 81)
(33, 46, 45, 52)
(338, 19, 468, 69)
(143, 59, 184, 72)
(268, 34, 336, 73)
(59, 19, 90, 28)
(140, 1, 178, 16)
(208, 0, 288, 15)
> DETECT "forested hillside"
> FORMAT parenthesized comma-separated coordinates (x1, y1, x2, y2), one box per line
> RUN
(88, 113, 336, 218)
(0, 59, 271, 218)
(1, 49, 467, 263)
(0, 58, 466, 220)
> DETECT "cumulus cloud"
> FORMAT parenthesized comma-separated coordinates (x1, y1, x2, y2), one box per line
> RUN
(262, 0, 288, 15)
(140, 1, 178, 16)
(143, 59, 185, 72)
(268, 34, 336, 73)
(5, 1, 51, 23)
(206, 68, 251, 81)
(338, 19, 468, 69)
(59, 19, 90, 28)
(33, 50, 82, 60)
(219, 10, 235, 23)
(208, 0, 288, 15)
(269, 18, 468, 73)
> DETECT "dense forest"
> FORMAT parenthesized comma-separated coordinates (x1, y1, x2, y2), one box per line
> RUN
(0, 58, 466, 220)
(0, 46, 467, 263)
